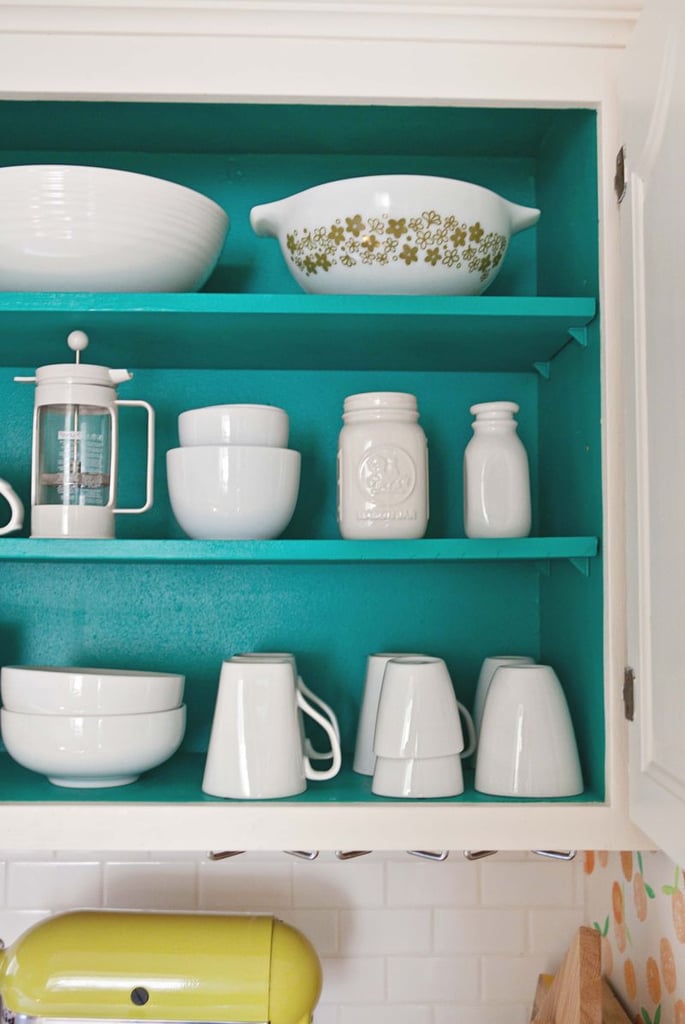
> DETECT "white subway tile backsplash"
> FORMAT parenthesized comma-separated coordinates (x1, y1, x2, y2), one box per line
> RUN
(481, 955, 544, 1002)
(0, 910, 50, 943)
(0, 849, 594, 1022)
(339, 908, 431, 955)
(6, 861, 102, 910)
(103, 860, 198, 909)
(293, 858, 384, 908)
(340, 1004, 432, 1024)
(319, 957, 386, 1004)
(387, 956, 479, 1003)
(279, 908, 339, 956)
(386, 858, 480, 907)
(434, 908, 527, 954)
(198, 855, 293, 909)
(480, 860, 579, 908)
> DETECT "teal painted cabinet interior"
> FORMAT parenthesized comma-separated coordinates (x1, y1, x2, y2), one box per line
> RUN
(0, 101, 603, 805)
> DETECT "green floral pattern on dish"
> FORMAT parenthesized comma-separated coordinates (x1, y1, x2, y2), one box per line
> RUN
(285, 211, 507, 279)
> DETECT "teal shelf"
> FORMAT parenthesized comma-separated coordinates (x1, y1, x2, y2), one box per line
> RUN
(0, 754, 602, 805)
(0, 536, 598, 564)
(0, 294, 596, 371)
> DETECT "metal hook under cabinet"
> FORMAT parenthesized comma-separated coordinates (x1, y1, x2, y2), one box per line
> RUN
(407, 850, 449, 861)
(335, 851, 372, 860)
(207, 850, 246, 861)
(532, 850, 577, 861)
(284, 850, 320, 860)
(463, 850, 499, 861)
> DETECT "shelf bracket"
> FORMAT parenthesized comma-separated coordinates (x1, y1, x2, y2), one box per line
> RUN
(568, 326, 588, 348)
(533, 360, 551, 379)
(569, 556, 591, 577)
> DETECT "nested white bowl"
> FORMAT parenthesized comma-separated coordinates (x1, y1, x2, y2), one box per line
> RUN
(0, 164, 229, 292)
(178, 403, 289, 448)
(167, 444, 301, 540)
(250, 174, 540, 296)
(0, 665, 185, 715)
(0, 705, 186, 788)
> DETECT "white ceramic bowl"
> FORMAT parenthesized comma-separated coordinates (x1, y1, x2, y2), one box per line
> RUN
(178, 404, 290, 448)
(250, 174, 540, 296)
(0, 164, 229, 292)
(1, 705, 186, 788)
(166, 445, 301, 540)
(0, 665, 185, 715)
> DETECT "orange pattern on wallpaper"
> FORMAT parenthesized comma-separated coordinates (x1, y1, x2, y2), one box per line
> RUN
(585, 851, 685, 1024)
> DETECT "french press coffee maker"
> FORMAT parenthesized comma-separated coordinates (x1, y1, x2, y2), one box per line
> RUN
(15, 330, 155, 539)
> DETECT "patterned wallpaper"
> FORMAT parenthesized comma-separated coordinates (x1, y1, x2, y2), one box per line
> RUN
(584, 851, 685, 1024)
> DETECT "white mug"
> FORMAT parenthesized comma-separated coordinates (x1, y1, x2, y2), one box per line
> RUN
(0, 478, 23, 536)
(472, 654, 536, 737)
(202, 658, 342, 799)
(353, 652, 425, 776)
(230, 652, 340, 760)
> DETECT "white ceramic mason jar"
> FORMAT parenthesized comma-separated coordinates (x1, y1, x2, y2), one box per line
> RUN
(463, 400, 531, 538)
(337, 392, 429, 539)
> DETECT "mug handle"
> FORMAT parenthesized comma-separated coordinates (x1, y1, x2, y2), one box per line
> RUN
(0, 478, 24, 536)
(299, 675, 341, 760)
(457, 700, 477, 758)
(297, 689, 342, 781)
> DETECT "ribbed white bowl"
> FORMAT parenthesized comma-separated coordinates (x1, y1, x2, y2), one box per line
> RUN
(0, 164, 229, 291)
(1, 706, 187, 788)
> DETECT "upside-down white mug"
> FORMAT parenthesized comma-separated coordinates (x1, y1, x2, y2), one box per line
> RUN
(0, 478, 23, 536)
(230, 652, 340, 761)
(202, 658, 342, 799)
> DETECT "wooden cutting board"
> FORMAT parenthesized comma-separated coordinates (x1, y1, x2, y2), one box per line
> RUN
(531, 926, 601, 1023)
(529, 927, 632, 1024)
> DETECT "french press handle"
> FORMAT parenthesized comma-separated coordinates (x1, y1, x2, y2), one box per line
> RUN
(112, 399, 156, 515)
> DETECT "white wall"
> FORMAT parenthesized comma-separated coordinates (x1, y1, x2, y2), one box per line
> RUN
(0, 850, 585, 1024)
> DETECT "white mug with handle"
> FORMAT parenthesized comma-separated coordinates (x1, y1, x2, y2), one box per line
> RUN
(231, 652, 340, 761)
(0, 478, 23, 536)
(202, 658, 342, 799)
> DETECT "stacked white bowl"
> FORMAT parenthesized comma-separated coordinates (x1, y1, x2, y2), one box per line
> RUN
(0, 666, 186, 788)
(167, 404, 301, 540)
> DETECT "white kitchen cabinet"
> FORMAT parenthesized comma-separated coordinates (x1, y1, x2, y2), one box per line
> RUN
(0, 1, 654, 852)
(622, 0, 685, 865)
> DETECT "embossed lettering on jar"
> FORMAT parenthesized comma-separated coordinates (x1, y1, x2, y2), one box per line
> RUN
(337, 391, 429, 539)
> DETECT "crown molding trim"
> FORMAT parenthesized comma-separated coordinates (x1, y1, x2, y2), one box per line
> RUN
(0, 1, 642, 50)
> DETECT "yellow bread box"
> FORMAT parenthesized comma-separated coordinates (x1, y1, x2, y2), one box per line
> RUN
(0, 910, 322, 1024)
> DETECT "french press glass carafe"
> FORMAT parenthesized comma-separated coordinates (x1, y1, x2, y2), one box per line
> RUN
(15, 330, 155, 539)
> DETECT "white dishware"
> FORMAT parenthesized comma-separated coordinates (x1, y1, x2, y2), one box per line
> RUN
(472, 654, 536, 736)
(337, 392, 429, 540)
(202, 658, 341, 799)
(178, 404, 290, 448)
(0, 665, 185, 715)
(373, 655, 476, 760)
(166, 444, 301, 540)
(353, 652, 425, 775)
(16, 331, 155, 540)
(372, 753, 464, 798)
(0, 705, 186, 788)
(0, 164, 228, 292)
(474, 663, 583, 798)
(0, 477, 23, 536)
(463, 401, 531, 539)
(250, 174, 540, 296)
(230, 652, 340, 761)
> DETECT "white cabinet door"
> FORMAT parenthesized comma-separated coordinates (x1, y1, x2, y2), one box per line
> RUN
(623, 0, 685, 862)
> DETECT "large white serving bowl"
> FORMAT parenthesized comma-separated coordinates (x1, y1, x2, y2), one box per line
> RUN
(0, 164, 229, 292)
(178, 403, 290, 448)
(167, 444, 301, 540)
(0, 706, 187, 788)
(0, 665, 185, 715)
(250, 174, 540, 296)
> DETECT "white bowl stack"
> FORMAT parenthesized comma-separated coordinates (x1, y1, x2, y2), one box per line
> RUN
(167, 404, 301, 540)
(0, 666, 186, 788)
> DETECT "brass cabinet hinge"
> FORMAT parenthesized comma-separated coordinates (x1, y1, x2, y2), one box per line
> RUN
(623, 666, 635, 721)
(615, 146, 627, 204)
